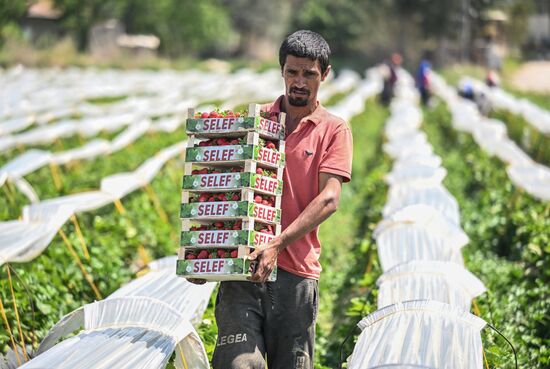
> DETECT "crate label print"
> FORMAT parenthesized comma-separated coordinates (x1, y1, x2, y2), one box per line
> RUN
(252, 174, 281, 194)
(186, 116, 284, 139)
(181, 201, 247, 218)
(248, 203, 280, 223)
(183, 173, 282, 195)
(177, 258, 249, 275)
(255, 146, 285, 166)
(181, 230, 246, 246)
(186, 146, 250, 163)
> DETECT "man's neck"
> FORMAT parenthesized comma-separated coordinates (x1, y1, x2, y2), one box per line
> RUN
(281, 96, 318, 133)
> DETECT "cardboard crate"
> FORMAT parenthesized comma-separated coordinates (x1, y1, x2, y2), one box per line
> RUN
(186, 144, 284, 168)
(176, 257, 277, 282)
(186, 104, 286, 140)
(180, 201, 281, 224)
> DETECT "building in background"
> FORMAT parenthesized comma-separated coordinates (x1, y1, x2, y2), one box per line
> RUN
(527, 0, 550, 57)
(21, 0, 63, 45)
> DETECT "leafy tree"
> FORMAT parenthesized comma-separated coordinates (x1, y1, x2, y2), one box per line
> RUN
(0, 0, 27, 44)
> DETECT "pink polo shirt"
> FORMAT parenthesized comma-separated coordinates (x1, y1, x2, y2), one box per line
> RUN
(262, 96, 353, 279)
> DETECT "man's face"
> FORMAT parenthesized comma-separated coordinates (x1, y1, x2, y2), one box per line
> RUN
(282, 55, 330, 107)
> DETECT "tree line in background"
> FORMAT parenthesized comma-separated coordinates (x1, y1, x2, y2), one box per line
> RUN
(0, 0, 537, 68)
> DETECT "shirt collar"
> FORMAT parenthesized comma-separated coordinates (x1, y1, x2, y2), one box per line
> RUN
(271, 95, 325, 126)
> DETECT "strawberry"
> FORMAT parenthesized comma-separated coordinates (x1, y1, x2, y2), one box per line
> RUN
(230, 139, 239, 145)
(266, 142, 276, 149)
(231, 194, 240, 201)
(192, 169, 199, 175)
(201, 112, 209, 118)
(256, 168, 263, 175)
(254, 195, 263, 204)
(262, 199, 270, 206)
(197, 250, 209, 259)
(231, 167, 240, 172)
(208, 196, 216, 202)
(217, 193, 226, 201)
(208, 253, 216, 259)
(186, 253, 197, 260)
(209, 111, 219, 118)
(235, 112, 241, 117)
(217, 249, 226, 258)
(199, 168, 209, 175)
(271, 173, 278, 179)
(215, 221, 224, 229)
(230, 250, 238, 258)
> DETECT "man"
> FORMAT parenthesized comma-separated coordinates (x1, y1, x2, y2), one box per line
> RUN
(206, 30, 352, 369)
(416, 54, 432, 106)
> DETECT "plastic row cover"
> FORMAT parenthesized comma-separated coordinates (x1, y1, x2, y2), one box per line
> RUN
(16, 257, 215, 369)
(328, 68, 383, 121)
(460, 76, 550, 134)
(431, 72, 550, 201)
(347, 75, 486, 369)
(0, 141, 186, 266)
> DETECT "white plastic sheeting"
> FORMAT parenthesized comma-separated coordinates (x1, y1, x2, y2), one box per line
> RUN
(25, 257, 216, 369)
(318, 69, 361, 101)
(347, 70, 487, 368)
(347, 301, 487, 369)
(377, 260, 486, 310)
(20, 297, 209, 369)
(328, 68, 383, 121)
(0, 141, 186, 266)
(109, 256, 216, 326)
(460, 76, 550, 134)
(374, 219, 465, 271)
(431, 72, 550, 201)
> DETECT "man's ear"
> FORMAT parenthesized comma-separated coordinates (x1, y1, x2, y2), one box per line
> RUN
(321, 65, 331, 82)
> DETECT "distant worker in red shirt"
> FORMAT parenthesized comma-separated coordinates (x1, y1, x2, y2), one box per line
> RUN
(207, 30, 353, 369)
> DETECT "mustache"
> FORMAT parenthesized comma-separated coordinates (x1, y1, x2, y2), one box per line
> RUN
(289, 87, 311, 95)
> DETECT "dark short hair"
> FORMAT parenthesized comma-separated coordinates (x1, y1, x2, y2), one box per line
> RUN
(279, 30, 331, 75)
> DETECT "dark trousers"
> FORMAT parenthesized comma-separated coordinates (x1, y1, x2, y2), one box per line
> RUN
(212, 269, 319, 369)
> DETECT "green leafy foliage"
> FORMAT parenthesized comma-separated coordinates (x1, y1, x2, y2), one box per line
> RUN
(422, 100, 550, 369)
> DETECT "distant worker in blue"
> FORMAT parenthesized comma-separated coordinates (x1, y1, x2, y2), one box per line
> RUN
(416, 55, 432, 106)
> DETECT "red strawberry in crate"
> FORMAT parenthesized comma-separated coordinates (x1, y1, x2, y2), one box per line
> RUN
(230, 250, 238, 258)
(254, 195, 263, 204)
(230, 139, 239, 145)
(262, 199, 269, 206)
(186, 253, 196, 260)
(197, 250, 209, 259)
(215, 221, 224, 229)
(199, 168, 209, 175)
(218, 193, 227, 201)
(217, 249, 226, 258)
(201, 112, 209, 118)
(256, 168, 263, 175)
(209, 111, 219, 118)
(231, 194, 240, 201)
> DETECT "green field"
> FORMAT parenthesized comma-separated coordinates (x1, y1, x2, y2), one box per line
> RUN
(1, 76, 549, 369)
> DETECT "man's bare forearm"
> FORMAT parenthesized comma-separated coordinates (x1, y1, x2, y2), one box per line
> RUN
(275, 177, 341, 252)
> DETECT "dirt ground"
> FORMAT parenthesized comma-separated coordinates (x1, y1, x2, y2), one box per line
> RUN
(509, 61, 550, 93)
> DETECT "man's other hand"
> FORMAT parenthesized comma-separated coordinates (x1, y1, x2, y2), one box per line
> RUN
(248, 239, 281, 283)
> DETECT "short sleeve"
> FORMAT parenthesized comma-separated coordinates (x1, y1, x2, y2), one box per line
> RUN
(319, 127, 353, 182)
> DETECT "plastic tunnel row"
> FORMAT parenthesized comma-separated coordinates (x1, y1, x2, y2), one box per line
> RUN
(430, 73, 550, 202)
(347, 70, 488, 369)
(459, 76, 550, 134)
